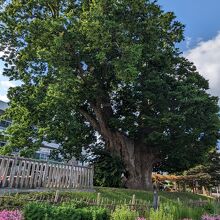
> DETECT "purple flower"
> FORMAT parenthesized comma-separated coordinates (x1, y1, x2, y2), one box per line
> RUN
(0, 210, 23, 220)
(202, 215, 220, 220)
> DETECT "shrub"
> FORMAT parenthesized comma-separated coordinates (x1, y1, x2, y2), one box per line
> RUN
(90, 207, 109, 220)
(148, 204, 174, 220)
(0, 210, 23, 220)
(146, 202, 204, 220)
(23, 202, 53, 220)
(172, 202, 204, 220)
(0, 196, 25, 209)
(111, 206, 139, 220)
(23, 202, 110, 220)
(91, 148, 125, 187)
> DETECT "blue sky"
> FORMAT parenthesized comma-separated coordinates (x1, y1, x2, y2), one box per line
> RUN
(158, 0, 220, 50)
(1, 1, 220, 102)
(157, 0, 220, 101)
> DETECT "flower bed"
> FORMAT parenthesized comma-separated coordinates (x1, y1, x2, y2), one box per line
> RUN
(0, 210, 23, 220)
(202, 215, 220, 220)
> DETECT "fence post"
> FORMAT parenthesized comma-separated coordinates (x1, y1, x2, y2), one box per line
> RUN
(97, 193, 101, 205)
(216, 187, 219, 198)
(131, 194, 136, 210)
(153, 185, 158, 210)
(90, 165, 94, 188)
(54, 190, 59, 203)
(9, 156, 17, 188)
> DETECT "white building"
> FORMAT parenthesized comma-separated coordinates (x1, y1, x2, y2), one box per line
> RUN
(0, 101, 11, 147)
(0, 100, 61, 161)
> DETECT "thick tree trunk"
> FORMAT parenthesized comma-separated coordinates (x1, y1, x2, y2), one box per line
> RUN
(124, 142, 155, 190)
(105, 131, 156, 190)
(80, 103, 157, 190)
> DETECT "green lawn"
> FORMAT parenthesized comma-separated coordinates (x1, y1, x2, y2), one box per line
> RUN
(2, 187, 218, 220)
(12, 187, 211, 205)
(95, 187, 210, 203)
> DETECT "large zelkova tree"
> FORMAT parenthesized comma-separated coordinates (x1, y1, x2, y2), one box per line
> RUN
(0, 0, 219, 189)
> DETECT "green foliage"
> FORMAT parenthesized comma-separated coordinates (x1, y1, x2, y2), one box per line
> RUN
(207, 150, 220, 186)
(23, 202, 109, 220)
(7, 187, 210, 206)
(171, 202, 204, 220)
(4, 187, 218, 219)
(184, 149, 220, 187)
(146, 202, 207, 220)
(91, 148, 125, 187)
(148, 204, 174, 220)
(23, 202, 50, 220)
(0, 0, 219, 182)
(111, 206, 139, 220)
(90, 206, 110, 220)
(0, 194, 26, 209)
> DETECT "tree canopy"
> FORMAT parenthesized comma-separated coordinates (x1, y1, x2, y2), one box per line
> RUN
(0, 0, 219, 189)
(185, 149, 220, 188)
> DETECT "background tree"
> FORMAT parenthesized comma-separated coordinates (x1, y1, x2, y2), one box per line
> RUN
(207, 149, 220, 187)
(0, 0, 219, 189)
(185, 149, 220, 188)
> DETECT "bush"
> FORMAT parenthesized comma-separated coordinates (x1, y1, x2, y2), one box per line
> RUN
(172, 203, 204, 220)
(23, 202, 110, 220)
(111, 206, 139, 220)
(148, 204, 174, 220)
(146, 202, 204, 220)
(90, 207, 109, 220)
(23, 202, 53, 220)
(91, 148, 125, 188)
(0, 196, 25, 209)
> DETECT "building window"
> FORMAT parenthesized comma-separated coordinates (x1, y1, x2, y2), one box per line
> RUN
(35, 152, 50, 160)
(0, 120, 11, 127)
(0, 141, 6, 147)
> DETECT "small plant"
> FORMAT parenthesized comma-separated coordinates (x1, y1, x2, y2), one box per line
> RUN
(111, 206, 139, 220)
(23, 202, 110, 220)
(0, 210, 23, 220)
(148, 203, 174, 220)
(172, 202, 204, 220)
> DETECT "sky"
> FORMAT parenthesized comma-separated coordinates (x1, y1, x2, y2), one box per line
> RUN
(1, 1, 220, 102)
(158, 0, 220, 100)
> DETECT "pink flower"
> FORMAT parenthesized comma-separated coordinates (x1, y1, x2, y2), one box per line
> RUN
(0, 210, 23, 220)
(202, 215, 220, 220)
(136, 218, 146, 220)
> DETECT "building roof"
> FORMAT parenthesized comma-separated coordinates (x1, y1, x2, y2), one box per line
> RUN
(0, 101, 8, 111)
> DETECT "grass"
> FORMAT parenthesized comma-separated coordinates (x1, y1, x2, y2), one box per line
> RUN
(2, 187, 219, 220)
(95, 187, 210, 203)
(11, 186, 212, 205)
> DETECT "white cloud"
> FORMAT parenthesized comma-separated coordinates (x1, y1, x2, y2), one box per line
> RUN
(0, 94, 8, 102)
(0, 67, 15, 102)
(185, 32, 220, 99)
(0, 80, 16, 90)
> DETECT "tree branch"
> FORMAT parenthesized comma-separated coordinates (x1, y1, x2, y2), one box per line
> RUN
(79, 108, 101, 133)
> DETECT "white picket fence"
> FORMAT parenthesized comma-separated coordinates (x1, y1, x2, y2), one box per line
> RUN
(0, 155, 93, 189)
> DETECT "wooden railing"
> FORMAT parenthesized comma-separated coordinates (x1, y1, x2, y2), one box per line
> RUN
(0, 155, 93, 189)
